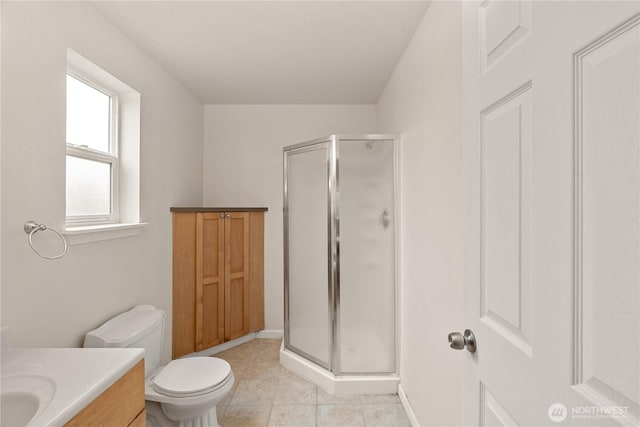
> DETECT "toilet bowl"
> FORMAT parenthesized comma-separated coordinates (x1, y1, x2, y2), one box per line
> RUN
(84, 305, 233, 427)
(145, 357, 234, 426)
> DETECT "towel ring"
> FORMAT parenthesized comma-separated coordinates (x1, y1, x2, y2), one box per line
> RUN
(24, 221, 68, 260)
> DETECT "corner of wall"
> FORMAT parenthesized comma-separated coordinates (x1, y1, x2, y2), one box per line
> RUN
(376, 2, 464, 425)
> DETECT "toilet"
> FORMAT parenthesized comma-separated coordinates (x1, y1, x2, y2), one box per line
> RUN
(83, 305, 233, 427)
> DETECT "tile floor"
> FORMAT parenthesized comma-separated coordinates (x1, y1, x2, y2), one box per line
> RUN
(214, 338, 410, 427)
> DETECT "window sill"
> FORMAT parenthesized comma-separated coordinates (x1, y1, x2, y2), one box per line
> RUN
(64, 222, 147, 245)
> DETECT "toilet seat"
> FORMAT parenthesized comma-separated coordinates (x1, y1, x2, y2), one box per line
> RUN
(152, 357, 232, 398)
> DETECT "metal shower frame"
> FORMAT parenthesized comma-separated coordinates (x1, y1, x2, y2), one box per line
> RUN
(283, 134, 399, 376)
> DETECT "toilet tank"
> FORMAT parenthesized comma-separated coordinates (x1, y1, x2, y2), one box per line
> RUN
(84, 305, 165, 378)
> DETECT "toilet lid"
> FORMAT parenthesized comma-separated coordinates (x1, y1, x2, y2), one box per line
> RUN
(152, 357, 231, 397)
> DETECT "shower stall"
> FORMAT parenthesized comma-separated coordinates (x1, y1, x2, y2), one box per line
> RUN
(281, 134, 399, 394)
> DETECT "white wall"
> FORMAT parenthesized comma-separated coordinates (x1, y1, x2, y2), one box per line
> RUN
(203, 105, 377, 331)
(376, 2, 464, 425)
(1, 2, 203, 362)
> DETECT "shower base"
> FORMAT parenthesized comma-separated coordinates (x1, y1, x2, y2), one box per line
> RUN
(279, 343, 399, 395)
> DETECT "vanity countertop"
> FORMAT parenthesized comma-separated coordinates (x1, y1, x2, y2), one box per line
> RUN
(1, 347, 144, 426)
(170, 206, 268, 212)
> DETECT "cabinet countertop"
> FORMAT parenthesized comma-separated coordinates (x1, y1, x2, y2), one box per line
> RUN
(170, 207, 268, 213)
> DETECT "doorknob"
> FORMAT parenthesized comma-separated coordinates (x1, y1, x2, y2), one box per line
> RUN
(448, 329, 477, 353)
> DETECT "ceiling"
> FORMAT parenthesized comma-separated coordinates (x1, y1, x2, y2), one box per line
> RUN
(93, 1, 430, 104)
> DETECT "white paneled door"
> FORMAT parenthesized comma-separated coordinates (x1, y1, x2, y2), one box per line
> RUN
(463, 1, 640, 426)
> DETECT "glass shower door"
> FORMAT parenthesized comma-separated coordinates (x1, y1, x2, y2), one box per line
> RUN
(338, 138, 396, 374)
(284, 142, 331, 368)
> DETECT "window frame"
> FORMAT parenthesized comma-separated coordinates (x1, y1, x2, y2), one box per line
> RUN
(65, 69, 120, 226)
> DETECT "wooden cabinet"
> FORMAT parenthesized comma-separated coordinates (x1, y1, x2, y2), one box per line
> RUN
(171, 208, 266, 359)
(65, 360, 145, 427)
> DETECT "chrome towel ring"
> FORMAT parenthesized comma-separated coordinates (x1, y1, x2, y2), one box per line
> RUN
(24, 221, 68, 260)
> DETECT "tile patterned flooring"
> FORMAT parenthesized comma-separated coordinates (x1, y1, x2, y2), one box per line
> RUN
(214, 338, 410, 427)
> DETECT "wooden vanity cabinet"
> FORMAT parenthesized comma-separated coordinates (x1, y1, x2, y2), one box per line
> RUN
(171, 208, 266, 359)
(65, 360, 145, 427)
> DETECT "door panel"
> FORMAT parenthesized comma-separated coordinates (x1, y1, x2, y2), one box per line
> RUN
(481, 383, 519, 427)
(284, 144, 331, 368)
(481, 83, 532, 356)
(225, 212, 249, 341)
(575, 14, 640, 419)
(228, 277, 246, 339)
(202, 215, 223, 280)
(202, 282, 223, 348)
(464, 1, 640, 425)
(196, 213, 225, 350)
(229, 214, 247, 273)
(479, 0, 531, 72)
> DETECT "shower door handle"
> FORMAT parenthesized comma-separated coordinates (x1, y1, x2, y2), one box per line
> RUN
(380, 209, 390, 230)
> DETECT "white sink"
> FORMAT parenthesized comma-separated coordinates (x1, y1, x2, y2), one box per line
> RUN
(0, 375, 55, 427)
(2, 392, 40, 426)
(1, 348, 143, 426)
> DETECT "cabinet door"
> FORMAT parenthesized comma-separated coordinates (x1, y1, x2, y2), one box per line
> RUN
(224, 212, 250, 341)
(196, 213, 225, 350)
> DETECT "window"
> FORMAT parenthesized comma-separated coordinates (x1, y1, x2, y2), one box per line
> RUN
(66, 72, 119, 224)
(64, 49, 143, 244)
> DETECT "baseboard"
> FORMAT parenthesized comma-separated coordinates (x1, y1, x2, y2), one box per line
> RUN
(180, 333, 257, 357)
(178, 330, 283, 358)
(256, 329, 284, 339)
(398, 383, 420, 427)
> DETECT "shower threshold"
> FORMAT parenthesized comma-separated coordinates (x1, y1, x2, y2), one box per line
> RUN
(280, 343, 400, 395)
